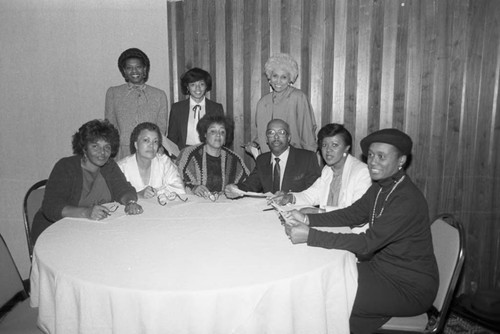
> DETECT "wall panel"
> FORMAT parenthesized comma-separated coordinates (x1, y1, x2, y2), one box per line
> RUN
(167, 0, 500, 291)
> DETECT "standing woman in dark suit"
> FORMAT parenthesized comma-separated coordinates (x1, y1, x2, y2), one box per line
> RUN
(167, 68, 224, 150)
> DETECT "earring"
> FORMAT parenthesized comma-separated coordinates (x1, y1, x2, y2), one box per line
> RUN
(398, 165, 402, 170)
(343, 152, 347, 157)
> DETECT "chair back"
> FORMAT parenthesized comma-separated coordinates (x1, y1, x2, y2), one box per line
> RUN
(23, 179, 47, 261)
(430, 214, 466, 332)
(0, 233, 28, 317)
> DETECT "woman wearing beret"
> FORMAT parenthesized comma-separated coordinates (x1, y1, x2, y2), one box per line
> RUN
(283, 128, 439, 334)
(247, 53, 317, 155)
(31, 120, 143, 245)
(105, 48, 168, 160)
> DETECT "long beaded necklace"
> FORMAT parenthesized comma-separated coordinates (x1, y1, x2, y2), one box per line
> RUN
(370, 175, 406, 225)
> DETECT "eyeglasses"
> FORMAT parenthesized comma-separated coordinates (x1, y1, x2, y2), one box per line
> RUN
(157, 192, 188, 206)
(107, 203, 119, 212)
(154, 186, 188, 205)
(266, 129, 288, 137)
(94, 201, 119, 213)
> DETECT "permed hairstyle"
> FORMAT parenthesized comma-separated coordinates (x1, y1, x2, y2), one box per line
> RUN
(317, 123, 353, 154)
(129, 122, 163, 155)
(72, 119, 120, 158)
(118, 48, 150, 83)
(196, 114, 234, 147)
(264, 53, 299, 84)
(180, 67, 213, 95)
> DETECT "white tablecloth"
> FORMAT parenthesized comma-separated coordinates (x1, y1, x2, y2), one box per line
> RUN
(30, 195, 357, 334)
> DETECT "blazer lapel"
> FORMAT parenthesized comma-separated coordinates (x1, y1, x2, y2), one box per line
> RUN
(180, 99, 190, 146)
(281, 147, 295, 192)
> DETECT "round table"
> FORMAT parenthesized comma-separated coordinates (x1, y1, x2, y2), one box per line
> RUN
(30, 195, 357, 334)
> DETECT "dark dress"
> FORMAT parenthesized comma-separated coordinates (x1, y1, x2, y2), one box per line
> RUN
(307, 170, 439, 334)
(31, 155, 137, 244)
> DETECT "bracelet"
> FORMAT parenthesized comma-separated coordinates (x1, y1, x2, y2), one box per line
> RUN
(303, 215, 308, 224)
(126, 200, 137, 205)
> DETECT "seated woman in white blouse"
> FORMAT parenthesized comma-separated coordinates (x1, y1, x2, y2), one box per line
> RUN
(270, 123, 371, 232)
(118, 122, 185, 198)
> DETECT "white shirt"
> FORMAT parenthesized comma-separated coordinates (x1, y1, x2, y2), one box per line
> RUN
(293, 154, 372, 233)
(186, 97, 206, 146)
(117, 154, 186, 194)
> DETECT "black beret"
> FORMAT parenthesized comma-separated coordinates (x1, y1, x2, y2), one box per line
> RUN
(360, 128, 412, 156)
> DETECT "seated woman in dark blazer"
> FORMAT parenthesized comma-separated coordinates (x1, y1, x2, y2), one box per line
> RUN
(167, 68, 224, 150)
(31, 119, 142, 244)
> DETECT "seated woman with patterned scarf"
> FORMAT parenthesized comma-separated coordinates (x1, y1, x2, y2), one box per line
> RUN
(176, 114, 249, 199)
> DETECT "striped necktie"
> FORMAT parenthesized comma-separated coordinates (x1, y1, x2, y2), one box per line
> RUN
(272, 157, 281, 193)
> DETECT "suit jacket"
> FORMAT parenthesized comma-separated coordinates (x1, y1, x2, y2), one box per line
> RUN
(238, 146, 321, 193)
(167, 98, 224, 150)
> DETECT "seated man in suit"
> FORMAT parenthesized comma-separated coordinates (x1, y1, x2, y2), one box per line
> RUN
(225, 119, 321, 198)
(167, 68, 225, 151)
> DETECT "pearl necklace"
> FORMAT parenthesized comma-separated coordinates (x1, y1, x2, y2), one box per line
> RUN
(370, 175, 405, 225)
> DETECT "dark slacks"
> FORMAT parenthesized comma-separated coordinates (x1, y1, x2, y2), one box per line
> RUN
(349, 262, 430, 334)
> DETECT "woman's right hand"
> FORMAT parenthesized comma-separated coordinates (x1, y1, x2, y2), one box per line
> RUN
(87, 205, 110, 220)
(243, 141, 260, 159)
(139, 186, 156, 199)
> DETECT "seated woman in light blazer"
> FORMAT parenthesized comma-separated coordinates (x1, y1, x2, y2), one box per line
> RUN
(270, 123, 372, 233)
(118, 122, 185, 199)
(167, 68, 224, 151)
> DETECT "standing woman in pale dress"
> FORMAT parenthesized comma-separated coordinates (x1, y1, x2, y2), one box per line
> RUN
(247, 53, 317, 155)
(105, 48, 168, 160)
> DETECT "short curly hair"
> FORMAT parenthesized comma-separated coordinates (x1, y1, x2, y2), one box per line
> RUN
(72, 119, 120, 158)
(180, 67, 213, 95)
(118, 48, 150, 83)
(317, 123, 353, 154)
(264, 53, 299, 84)
(196, 114, 234, 147)
(129, 122, 163, 155)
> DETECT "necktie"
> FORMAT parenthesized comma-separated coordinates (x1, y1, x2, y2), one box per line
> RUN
(193, 105, 201, 120)
(272, 158, 281, 193)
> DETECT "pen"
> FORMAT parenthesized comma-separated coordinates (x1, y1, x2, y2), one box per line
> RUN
(262, 207, 274, 211)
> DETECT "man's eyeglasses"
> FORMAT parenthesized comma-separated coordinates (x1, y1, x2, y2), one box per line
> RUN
(266, 129, 288, 137)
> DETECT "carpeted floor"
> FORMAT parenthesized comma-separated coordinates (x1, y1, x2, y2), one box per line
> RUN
(444, 313, 499, 334)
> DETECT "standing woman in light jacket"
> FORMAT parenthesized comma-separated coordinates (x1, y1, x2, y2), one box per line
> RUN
(270, 124, 371, 232)
(105, 48, 168, 160)
(247, 53, 317, 155)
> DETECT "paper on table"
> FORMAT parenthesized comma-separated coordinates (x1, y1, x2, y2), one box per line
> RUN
(232, 187, 272, 198)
